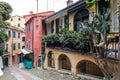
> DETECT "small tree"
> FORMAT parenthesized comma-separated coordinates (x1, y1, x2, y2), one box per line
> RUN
(114, 5, 120, 80)
(81, 8, 113, 77)
(0, 1, 13, 55)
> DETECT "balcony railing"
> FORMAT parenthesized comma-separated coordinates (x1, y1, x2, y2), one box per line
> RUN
(106, 35, 119, 59)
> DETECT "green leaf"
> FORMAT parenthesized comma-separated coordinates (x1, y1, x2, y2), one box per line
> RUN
(94, 30, 101, 34)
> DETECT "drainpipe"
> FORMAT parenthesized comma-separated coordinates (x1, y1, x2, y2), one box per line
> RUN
(32, 19, 34, 67)
(10, 28, 13, 66)
(118, 5, 120, 61)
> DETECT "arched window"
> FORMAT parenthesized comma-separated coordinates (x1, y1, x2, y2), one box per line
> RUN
(59, 54, 71, 70)
(74, 9, 89, 32)
(48, 51, 55, 68)
(76, 60, 104, 77)
(61, 56, 67, 69)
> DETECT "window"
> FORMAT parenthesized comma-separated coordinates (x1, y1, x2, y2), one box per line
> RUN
(56, 19, 59, 33)
(74, 9, 89, 32)
(18, 23, 20, 27)
(13, 43, 16, 50)
(111, 0, 119, 32)
(64, 15, 69, 28)
(112, 13, 119, 32)
(18, 43, 20, 49)
(28, 41, 30, 48)
(8, 31, 11, 37)
(22, 37, 25, 41)
(27, 24, 30, 32)
(61, 56, 67, 69)
(55, 17, 64, 33)
(5, 44, 8, 52)
(51, 21, 54, 33)
(13, 32, 16, 38)
(59, 17, 64, 29)
(22, 46, 25, 49)
(98, 0, 110, 14)
(11, 18, 13, 21)
(12, 56, 15, 62)
(48, 51, 55, 68)
(19, 54, 23, 63)
(18, 18, 21, 21)
(28, 26, 30, 31)
(18, 32, 20, 38)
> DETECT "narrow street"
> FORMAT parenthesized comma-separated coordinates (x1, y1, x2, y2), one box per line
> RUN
(0, 65, 102, 80)
(0, 66, 42, 80)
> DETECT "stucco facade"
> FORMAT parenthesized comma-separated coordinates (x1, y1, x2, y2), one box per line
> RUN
(44, 48, 118, 77)
(4, 15, 25, 66)
(44, 48, 106, 77)
(24, 11, 54, 67)
(6, 15, 25, 30)
(44, 0, 119, 78)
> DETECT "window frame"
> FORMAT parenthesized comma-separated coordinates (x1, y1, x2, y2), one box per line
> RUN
(22, 37, 25, 41)
(28, 41, 30, 48)
(13, 32, 16, 38)
(18, 43, 20, 49)
(5, 43, 8, 52)
(18, 23, 20, 27)
(18, 18, 21, 21)
(13, 43, 16, 50)
(18, 32, 20, 38)
(8, 30, 11, 37)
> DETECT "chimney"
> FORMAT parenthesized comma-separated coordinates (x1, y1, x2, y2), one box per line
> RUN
(67, 0, 73, 6)
(29, 11, 33, 15)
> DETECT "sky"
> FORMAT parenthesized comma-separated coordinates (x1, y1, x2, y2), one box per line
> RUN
(0, 0, 78, 16)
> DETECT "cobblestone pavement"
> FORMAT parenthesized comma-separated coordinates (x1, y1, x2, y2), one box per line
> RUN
(0, 67, 17, 80)
(0, 66, 102, 80)
(23, 68, 96, 80)
(10, 66, 42, 80)
(0, 66, 42, 80)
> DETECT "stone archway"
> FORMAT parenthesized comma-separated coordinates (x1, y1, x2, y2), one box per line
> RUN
(74, 9, 89, 32)
(76, 60, 104, 77)
(47, 51, 55, 68)
(58, 54, 71, 70)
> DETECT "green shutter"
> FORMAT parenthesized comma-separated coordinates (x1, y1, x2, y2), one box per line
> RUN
(13, 43, 16, 50)
(18, 43, 20, 49)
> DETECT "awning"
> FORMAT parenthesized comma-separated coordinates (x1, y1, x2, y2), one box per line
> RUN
(21, 48, 32, 55)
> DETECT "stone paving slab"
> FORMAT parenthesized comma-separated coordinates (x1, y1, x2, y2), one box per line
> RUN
(19, 67, 42, 80)
(10, 66, 42, 80)
(0, 67, 17, 80)
(23, 67, 96, 80)
(10, 68, 25, 80)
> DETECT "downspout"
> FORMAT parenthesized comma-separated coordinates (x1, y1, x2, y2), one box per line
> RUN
(32, 19, 34, 66)
(32, 20, 34, 51)
(29, 17, 34, 68)
(10, 29, 13, 66)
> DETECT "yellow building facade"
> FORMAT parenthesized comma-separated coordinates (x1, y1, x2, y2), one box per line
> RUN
(43, 0, 119, 79)
(4, 15, 25, 66)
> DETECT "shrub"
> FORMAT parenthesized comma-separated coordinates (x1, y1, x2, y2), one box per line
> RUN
(42, 28, 90, 53)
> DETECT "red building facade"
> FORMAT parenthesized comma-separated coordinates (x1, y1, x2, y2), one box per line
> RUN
(24, 11, 54, 67)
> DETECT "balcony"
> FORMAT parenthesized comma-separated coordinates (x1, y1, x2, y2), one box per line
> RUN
(106, 35, 119, 60)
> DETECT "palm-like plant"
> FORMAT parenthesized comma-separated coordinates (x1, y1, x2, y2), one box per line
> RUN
(81, 9, 111, 50)
(81, 8, 112, 77)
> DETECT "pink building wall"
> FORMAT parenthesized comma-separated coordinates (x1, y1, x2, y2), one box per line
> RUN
(24, 11, 54, 67)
